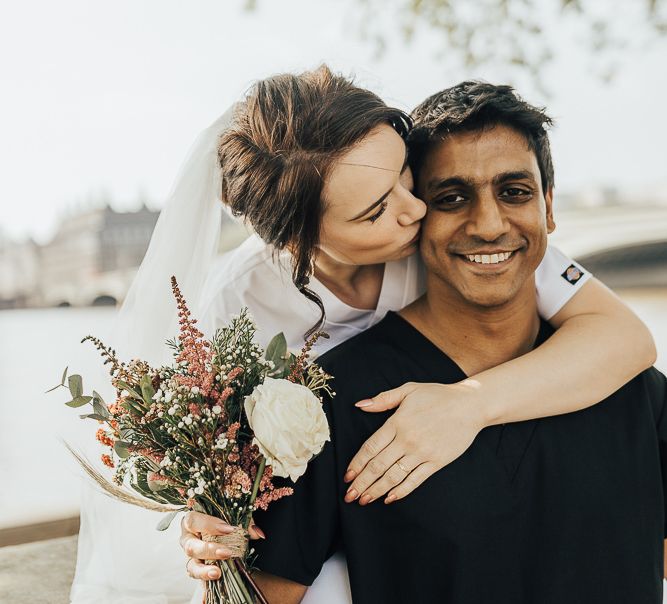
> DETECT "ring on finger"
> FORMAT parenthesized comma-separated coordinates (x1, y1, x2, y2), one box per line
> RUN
(185, 557, 194, 577)
(395, 459, 410, 473)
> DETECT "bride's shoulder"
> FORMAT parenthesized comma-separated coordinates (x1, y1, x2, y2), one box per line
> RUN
(206, 234, 284, 287)
(199, 234, 296, 312)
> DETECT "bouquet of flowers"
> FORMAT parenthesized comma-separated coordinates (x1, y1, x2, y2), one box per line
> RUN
(49, 277, 333, 604)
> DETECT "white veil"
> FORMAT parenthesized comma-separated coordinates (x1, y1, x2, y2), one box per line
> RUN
(70, 107, 238, 604)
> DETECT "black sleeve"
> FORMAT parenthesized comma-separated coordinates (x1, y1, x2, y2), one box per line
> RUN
(251, 401, 339, 586)
(649, 369, 667, 538)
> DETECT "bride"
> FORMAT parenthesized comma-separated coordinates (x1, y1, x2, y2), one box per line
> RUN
(69, 66, 655, 604)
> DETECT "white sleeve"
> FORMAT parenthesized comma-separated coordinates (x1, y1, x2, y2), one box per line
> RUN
(535, 244, 592, 320)
(196, 257, 245, 340)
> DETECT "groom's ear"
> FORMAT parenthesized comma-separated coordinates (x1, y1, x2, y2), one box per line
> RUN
(544, 187, 555, 234)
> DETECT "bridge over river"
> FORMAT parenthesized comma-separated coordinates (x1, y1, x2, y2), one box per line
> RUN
(39, 205, 667, 308)
(549, 205, 667, 289)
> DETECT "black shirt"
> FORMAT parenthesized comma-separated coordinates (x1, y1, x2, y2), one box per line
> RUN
(253, 312, 667, 604)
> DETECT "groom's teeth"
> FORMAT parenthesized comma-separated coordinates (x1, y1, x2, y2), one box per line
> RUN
(465, 251, 513, 264)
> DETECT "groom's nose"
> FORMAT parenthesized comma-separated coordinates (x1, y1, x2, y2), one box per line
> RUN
(464, 194, 510, 241)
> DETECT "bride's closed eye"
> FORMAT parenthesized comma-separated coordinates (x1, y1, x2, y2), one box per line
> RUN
(368, 200, 389, 223)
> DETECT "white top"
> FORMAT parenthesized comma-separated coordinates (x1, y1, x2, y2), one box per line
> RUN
(193, 234, 591, 604)
(199, 233, 591, 356)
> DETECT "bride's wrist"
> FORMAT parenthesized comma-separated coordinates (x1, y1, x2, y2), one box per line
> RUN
(452, 379, 501, 430)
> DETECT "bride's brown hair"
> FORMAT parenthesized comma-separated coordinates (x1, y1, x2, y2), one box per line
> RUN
(218, 65, 410, 336)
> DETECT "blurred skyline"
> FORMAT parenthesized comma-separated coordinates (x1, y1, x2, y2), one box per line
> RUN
(2, 0, 667, 243)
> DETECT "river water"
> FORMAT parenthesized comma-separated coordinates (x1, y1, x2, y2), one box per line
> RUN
(1, 289, 666, 528)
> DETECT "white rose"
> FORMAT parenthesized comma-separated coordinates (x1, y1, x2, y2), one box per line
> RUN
(244, 377, 330, 481)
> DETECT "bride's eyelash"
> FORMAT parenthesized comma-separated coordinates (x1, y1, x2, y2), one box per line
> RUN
(368, 201, 388, 223)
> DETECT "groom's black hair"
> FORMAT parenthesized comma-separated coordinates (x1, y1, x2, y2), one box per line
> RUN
(409, 81, 555, 194)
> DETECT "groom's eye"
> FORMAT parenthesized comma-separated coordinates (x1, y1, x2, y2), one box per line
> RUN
(500, 187, 532, 201)
(431, 193, 467, 209)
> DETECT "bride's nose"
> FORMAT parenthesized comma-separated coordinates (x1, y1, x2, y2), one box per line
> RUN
(397, 189, 427, 226)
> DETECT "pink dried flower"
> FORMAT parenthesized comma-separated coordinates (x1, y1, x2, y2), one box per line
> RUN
(227, 422, 240, 441)
(225, 367, 243, 383)
(254, 487, 294, 511)
(147, 471, 171, 484)
(219, 386, 234, 402)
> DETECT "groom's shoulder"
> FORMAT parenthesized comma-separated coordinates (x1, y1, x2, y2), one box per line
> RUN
(635, 366, 667, 415)
(317, 313, 404, 377)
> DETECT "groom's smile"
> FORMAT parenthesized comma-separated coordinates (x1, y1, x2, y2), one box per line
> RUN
(415, 124, 555, 309)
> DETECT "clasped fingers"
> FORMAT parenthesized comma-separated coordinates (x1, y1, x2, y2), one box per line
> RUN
(181, 534, 236, 562)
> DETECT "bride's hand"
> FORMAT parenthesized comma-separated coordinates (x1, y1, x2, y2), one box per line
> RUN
(180, 511, 266, 581)
(343, 382, 486, 505)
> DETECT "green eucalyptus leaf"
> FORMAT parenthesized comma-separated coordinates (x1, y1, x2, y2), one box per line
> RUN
(156, 510, 180, 531)
(120, 428, 135, 440)
(93, 399, 110, 419)
(68, 375, 83, 398)
(116, 380, 142, 400)
(144, 457, 161, 472)
(92, 390, 106, 405)
(147, 475, 170, 492)
(120, 398, 144, 415)
(114, 441, 131, 458)
(78, 412, 107, 421)
(61, 366, 68, 385)
(140, 374, 155, 406)
(265, 332, 287, 364)
(66, 395, 93, 408)
(134, 471, 151, 497)
(157, 490, 185, 506)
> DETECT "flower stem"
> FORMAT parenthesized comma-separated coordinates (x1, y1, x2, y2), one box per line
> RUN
(246, 458, 266, 527)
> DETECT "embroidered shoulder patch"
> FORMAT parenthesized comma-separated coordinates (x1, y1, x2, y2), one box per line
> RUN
(561, 264, 584, 285)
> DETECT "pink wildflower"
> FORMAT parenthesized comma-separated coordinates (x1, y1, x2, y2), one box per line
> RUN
(254, 487, 294, 511)
(219, 386, 234, 402)
(225, 367, 243, 383)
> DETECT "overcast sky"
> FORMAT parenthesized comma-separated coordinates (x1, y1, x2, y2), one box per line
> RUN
(1, 0, 666, 242)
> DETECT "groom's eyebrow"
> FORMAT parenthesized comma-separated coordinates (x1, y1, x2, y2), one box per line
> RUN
(348, 151, 410, 222)
(426, 170, 537, 194)
(492, 170, 537, 186)
(425, 175, 474, 194)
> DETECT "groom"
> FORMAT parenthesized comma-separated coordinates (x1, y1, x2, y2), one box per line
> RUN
(250, 82, 667, 603)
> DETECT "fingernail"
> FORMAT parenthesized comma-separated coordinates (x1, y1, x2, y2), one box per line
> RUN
(252, 525, 266, 539)
(345, 488, 358, 502)
(344, 470, 356, 483)
(359, 494, 373, 506)
(384, 494, 397, 504)
(215, 548, 227, 557)
(355, 400, 374, 408)
(208, 569, 219, 579)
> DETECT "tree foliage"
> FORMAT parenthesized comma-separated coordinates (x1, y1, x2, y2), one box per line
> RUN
(245, 0, 666, 93)
(362, 0, 666, 90)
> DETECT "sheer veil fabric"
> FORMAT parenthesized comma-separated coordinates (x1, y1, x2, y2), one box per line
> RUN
(70, 108, 238, 604)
